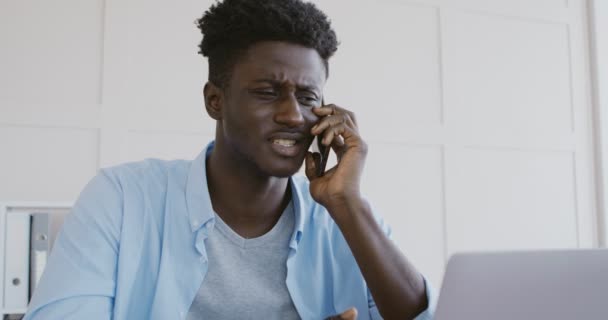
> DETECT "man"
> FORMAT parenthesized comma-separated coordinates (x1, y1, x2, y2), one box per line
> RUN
(25, 0, 436, 319)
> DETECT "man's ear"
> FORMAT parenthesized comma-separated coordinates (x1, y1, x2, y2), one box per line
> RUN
(204, 82, 223, 120)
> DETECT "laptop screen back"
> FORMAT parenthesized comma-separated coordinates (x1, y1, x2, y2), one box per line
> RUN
(435, 249, 608, 320)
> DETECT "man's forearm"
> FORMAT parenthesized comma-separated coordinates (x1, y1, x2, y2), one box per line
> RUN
(328, 198, 428, 319)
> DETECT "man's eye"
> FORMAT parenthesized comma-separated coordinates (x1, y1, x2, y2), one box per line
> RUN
(297, 96, 317, 106)
(253, 90, 278, 99)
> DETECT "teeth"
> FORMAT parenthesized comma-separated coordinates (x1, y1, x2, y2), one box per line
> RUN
(273, 139, 296, 147)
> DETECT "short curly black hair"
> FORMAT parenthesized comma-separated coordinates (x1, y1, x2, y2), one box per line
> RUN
(196, 0, 339, 88)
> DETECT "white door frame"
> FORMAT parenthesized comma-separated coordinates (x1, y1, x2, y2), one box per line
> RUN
(588, 0, 608, 247)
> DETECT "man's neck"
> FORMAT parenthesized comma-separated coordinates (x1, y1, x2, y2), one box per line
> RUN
(206, 142, 291, 238)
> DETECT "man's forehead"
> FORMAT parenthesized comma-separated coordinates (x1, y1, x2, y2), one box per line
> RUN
(250, 70, 323, 88)
(235, 41, 326, 82)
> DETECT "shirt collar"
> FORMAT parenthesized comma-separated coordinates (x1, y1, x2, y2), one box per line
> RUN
(186, 141, 307, 246)
(186, 141, 216, 232)
(288, 177, 306, 248)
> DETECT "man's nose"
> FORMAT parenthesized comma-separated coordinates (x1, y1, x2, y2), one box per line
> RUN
(274, 95, 305, 127)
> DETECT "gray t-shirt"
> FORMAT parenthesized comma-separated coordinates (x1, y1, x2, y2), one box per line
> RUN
(186, 202, 300, 320)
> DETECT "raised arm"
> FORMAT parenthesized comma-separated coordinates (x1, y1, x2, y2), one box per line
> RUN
(305, 104, 433, 319)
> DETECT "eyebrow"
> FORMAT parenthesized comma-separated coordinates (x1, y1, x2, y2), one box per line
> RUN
(252, 79, 319, 92)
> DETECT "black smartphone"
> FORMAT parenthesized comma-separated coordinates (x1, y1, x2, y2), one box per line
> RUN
(311, 98, 330, 176)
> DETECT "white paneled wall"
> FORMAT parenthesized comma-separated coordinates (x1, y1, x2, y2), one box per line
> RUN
(101, 0, 213, 134)
(0, 126, 99, 201)
(0, 0, 597, 288)
(313, 0, 596, 287)
(445, 148, 578, 252)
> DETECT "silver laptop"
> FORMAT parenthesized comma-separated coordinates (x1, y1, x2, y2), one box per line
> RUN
(435, 249, 608, 320)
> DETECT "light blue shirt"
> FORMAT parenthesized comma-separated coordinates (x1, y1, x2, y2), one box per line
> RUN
(25, 142, 436, 320)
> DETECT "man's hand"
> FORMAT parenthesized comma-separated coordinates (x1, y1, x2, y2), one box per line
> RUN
(305, 104, 367, 218)
(326, 307, 358, 320)
(305, 104, 428, 319)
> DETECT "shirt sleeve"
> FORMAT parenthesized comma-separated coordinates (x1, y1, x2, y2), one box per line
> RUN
(23, 170, 123, 320)
(413, 277, 438, 320)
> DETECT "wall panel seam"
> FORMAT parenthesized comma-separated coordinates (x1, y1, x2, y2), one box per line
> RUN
(440, 145, 449, 263)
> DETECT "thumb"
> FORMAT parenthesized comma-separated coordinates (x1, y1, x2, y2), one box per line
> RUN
(304, 151, 321, 181)
(304, 151, 319, 180)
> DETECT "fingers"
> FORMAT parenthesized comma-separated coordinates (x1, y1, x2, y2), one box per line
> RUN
(313, 104, 358, 126)
(340, 307, 358, 320)
(311, 105, 358, 147)
(332, 135, 345, 147)
(311, 105, 355, 130)
(311, 113, 356, 139)
(321, 124, 360, 153)
(312, 104, 336, 117)
(325, 307, 358, 320)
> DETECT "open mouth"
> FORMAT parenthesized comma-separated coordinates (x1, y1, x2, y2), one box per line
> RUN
(272, 138, 296, 147)
(269, 137, 303, 157)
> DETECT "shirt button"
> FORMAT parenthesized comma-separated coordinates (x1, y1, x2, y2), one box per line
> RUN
(192, 219, 199, 226)
(179, 311, 185, 318)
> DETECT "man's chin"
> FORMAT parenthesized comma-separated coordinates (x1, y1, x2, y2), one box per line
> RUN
(267, 167, 300, 178)
(263, 160, 304, 178)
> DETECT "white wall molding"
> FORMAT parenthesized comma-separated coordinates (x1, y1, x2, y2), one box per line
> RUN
(588, 0, 608, 247)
